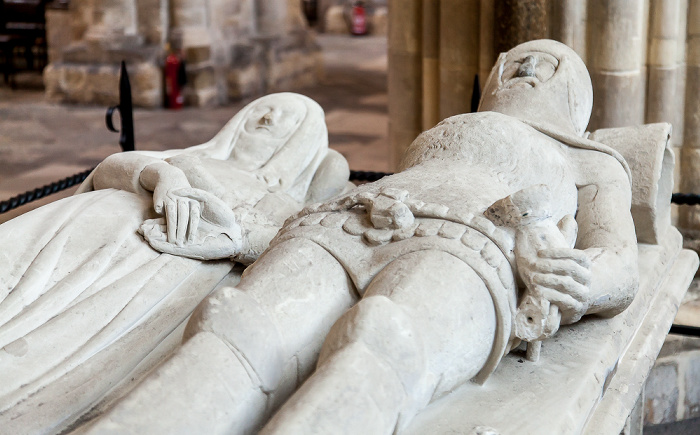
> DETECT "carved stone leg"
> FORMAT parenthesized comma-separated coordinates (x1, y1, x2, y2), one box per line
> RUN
(88, 238, 357, 434)
(261, 250, 497, 434)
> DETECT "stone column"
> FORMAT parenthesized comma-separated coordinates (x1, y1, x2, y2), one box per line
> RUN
(256, 0, 288, 37)
(672, 0, 688, 226)
(550, 0, 587, 63)
(674, 0, 689, 148)
(680, 0, 700, 228)
(587, 0, 646, 130)
(422, 0, 440, 130)
(478, 0, 496, 87)
(137, 0, 169, 46)
(45, 2, 74, 64)
(646, 0, 681, 125)
(170, 0, 219, 106)
(493, 0, 549, 54)
(439, 0, 479, 120)
(388, 0, 422, 169)
(646, 0, 683, 225)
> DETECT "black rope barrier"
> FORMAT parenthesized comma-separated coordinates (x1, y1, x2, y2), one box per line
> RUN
(670, 324, 700, 338)
(0, 168, 94, 214)
(349, 170, 393, 182)
(671, 193, 700, 206)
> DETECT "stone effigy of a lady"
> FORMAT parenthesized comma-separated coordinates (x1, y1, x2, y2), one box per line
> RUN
(0, 93, 350, 432)
(89, 40, 640, 434)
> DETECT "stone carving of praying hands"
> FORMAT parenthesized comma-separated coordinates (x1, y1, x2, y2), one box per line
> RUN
(140, 188, 243, 260)
(138, 161, 243, 260)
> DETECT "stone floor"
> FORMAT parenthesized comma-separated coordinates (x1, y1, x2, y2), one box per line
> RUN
(0, 34, 389, 224)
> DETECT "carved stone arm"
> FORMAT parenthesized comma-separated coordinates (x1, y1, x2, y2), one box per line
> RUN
(92, 152, 165, 195)
(574, 162, 639, 317)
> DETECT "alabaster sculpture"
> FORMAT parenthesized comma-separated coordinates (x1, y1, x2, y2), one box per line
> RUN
(0, 93, 350, 433)
(86, 40, 645, 434)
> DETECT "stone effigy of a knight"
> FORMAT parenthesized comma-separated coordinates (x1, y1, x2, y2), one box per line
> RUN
(92, 40, 640, 434)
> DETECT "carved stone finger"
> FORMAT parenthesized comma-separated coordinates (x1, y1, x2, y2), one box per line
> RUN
(534, 258, 592, 285)
(177, 199, 189, 246)
(538, 248, 591, 268)
(534, 289, 585, 319)
(532, 273, 589, 302)
(165, 202, 177, 244)
(188, 201, 201, 244)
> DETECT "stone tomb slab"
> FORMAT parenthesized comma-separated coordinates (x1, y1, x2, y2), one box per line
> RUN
(404, 229, 698, 435)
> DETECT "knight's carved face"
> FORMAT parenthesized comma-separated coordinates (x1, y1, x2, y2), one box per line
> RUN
(243, 96, 305, 139)
(479, 40, 593, 136)
(498, 52, 559, 90)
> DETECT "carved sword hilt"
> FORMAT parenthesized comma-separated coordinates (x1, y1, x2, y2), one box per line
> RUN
(514, 289, 562, 361)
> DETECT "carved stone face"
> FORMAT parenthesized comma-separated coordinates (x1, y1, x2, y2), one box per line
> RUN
(243, 96, 306, 139)
(479, 40, 593, 136)
(230, 95, 307, 170)
(498, 52, 559, 90)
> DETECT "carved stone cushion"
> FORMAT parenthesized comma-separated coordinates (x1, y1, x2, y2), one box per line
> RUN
(588, 123, 673, 245)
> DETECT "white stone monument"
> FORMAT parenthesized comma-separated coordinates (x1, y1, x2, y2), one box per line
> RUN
(0, 93, 350, 434)
(76, 40, 697, 435)
(1, 40, 697, 434)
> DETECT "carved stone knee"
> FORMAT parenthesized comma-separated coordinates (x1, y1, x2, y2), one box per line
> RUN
(185, 286, 286, 393)
(318, 295, 427, 395)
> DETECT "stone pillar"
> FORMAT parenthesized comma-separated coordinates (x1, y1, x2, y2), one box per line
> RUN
(422, 0, 440, 130)
(674, 0, 689, 148)
(680, 0, 700, 228)
(256, 0, 288, 37)
(45, 2, 73, 64)
(493, 0, 549, 54)
(587, 0, 646, 130)
(672, 0, 689, 226)
(388, 0, 422, 169)
(478, 0, 496, 87)
(137, 0, 169, 46)
(170, 0, 219, 106)
(646, 0, 681, 125)
(550, 0, 587, 63)
(646, 0, 683, 224)
(439, 0, 479, 120)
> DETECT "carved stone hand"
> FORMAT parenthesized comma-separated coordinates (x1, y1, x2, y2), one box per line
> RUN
(139, 188, 243, 260)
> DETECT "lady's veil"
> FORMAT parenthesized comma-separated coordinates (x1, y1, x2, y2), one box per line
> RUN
(187, 92, 330, 202)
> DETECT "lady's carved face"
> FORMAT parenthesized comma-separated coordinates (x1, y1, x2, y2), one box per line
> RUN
(243, 97, 305, 139)
(230, 95, 307, 170)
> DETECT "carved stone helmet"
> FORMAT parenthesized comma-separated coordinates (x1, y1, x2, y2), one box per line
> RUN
(479, 39, 593, 137)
